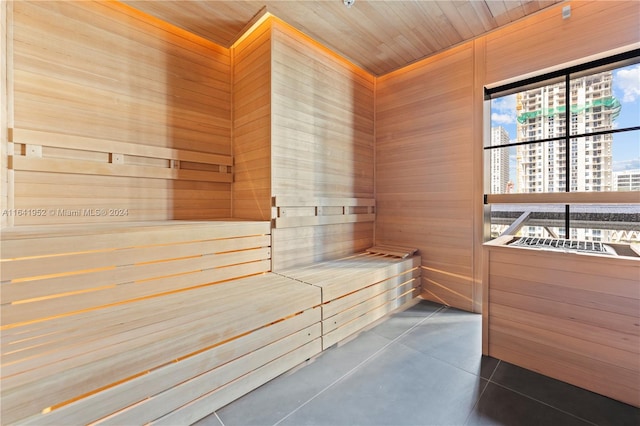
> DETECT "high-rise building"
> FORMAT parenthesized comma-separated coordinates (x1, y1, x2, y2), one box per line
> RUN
(614, 169, 640, 191)
(514, 70, 621, 239)
(490, 126, 511, 194)
(515, 71, 619, 194)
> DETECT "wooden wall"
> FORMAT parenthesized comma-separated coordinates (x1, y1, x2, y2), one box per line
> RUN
(2, 0, 636, 312)
(376, 43, 477, 312)
(485, 1, 640, 85)
(375, 1, 640, 312)
(232, 18, 272, 221)
(269, 18, 376, 270)
(1, 0, 8, 228)
(5, 1, 233, 225)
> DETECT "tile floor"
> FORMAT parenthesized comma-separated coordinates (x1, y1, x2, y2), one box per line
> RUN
(195, 300, 639, 426)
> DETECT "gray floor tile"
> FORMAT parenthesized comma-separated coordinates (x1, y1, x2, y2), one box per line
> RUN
(396, 306, 486, 377)
(277, 343, 486, 426)
(490, 362, 640, 426)
(193, 412, 224, 426)
(479, 356, 500, 380)
(194, 302, 637, 426)
(466, 382, 593, 426)
(368, 300, 444, 341)
(215, 331, 394, 426)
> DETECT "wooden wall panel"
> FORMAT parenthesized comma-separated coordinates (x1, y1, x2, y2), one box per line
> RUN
(270, 18, 376, 270)
(485, 1, 640, 85)
(483, 243, 640, 407)
(374, 1, 639, 313)
(376, 43, 476, 311)
(1, 0, 11, 227)
(7, 1, 232, 224)
(232, 18, 272, 220)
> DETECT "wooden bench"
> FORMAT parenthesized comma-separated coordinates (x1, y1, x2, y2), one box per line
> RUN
(0, 221, 322, 425)
(277, 246, 421, 350)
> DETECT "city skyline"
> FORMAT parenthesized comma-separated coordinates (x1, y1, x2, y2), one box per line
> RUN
(490, 63, 640, 185)
(488, 63, 639, 242)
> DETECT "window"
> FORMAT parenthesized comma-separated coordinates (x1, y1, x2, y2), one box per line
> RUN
(484, 50, 640, 243)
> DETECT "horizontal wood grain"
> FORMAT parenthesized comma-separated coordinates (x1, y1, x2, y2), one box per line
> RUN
(486, 192, 640, 205)
(151, 338, 321, 425)
(18, 309, 318, 425)
(483, 243, 640, 407)
(278, 252, 421, 349)
(376, 42, 475, 312)
(0, 220, 327, 424)
(9, 0, 232, 224)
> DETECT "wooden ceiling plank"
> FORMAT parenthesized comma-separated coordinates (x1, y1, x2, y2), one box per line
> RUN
(470, 0, 499, 31)
(376, 1, 440, 58)
(504, 0, 527, 22)
(118, 0, 558, 75)
(484, 0, 512, 27)
(438, 1, 476, 41)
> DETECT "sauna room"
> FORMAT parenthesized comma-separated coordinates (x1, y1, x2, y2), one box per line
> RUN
(1, 1, 638, 424)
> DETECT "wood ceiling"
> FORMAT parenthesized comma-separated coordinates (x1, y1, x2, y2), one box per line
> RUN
(124, 0, 564, 75)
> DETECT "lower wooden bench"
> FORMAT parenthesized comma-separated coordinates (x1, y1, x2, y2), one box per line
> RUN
(0, 221, 322, 425)
(277, 249, 421, 349)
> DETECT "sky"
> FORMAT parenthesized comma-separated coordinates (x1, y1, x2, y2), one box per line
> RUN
(490, 63, 640, 182)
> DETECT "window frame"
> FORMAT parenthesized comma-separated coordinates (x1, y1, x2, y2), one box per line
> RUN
(483, 49, 640, 239)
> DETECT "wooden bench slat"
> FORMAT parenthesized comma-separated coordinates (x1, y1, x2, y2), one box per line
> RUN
(1, 276, 320, 424)
(1, 220, 271, 258)
(323, 280, 418, 334)
(150, 340, 322, 426)
(10, 128, 234, 167)
(20, 312, 321, 425)
(2, 273, 284, 366)
(281, 254, 421, 302)
(323, 291, 417, 350)
(99, 323, 322, 425)
(1, 257, 272, 326)
(323, 267, 420, 318)
(1, 220, 424, 424)
(1, 234, 271, 282)
(2, 246, 271, 307)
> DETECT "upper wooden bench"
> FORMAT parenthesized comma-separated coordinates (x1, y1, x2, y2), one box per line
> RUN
(277, 246, 421, 349)
(0, 220, 322, 425)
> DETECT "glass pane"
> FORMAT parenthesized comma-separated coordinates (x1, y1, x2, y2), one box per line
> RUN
(487, 142, 569, 194)
(517, 141, 568, 193)
(568, 204, 640, 244)
(490, 204, 566, 239)
(489, 80, 568, 147)
(569, 62, 639, 136)
(571, 130, 639, 192)
(489, 95, 517, 148)
(487, 145, 516, 194)
(516, 82, 567, 141)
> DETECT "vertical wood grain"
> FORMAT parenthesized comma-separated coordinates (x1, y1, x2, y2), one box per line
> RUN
(1, 0, 13, 227)
(270, 18, 376, 270)
(232, 18, 272, 220)
(472, 37, 487, 314)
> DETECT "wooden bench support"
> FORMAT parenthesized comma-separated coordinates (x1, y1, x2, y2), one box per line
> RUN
(277, 250, 422, 350)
